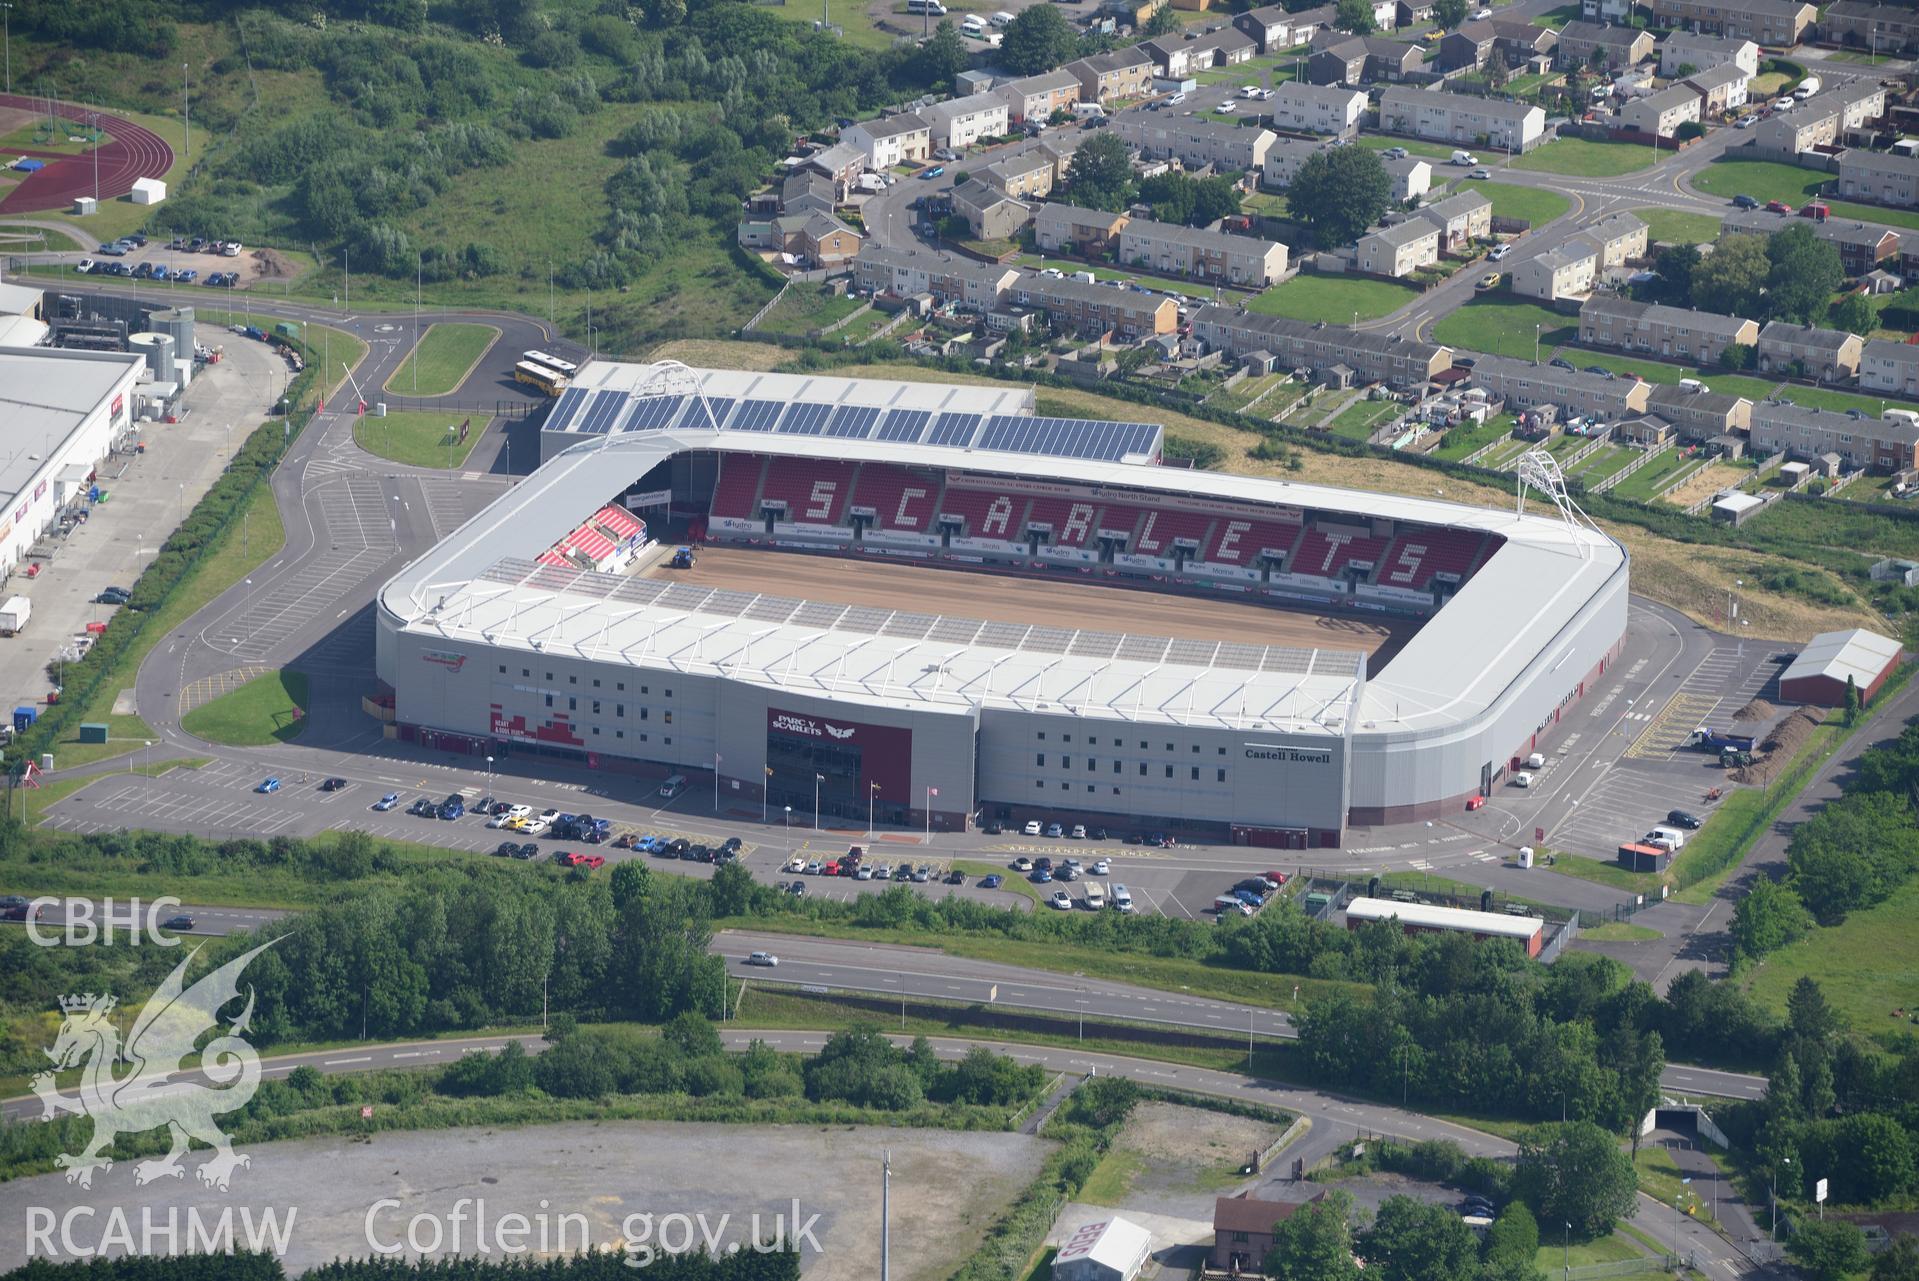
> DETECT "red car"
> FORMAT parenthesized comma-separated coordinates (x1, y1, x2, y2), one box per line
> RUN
(1465, 795, 1487, 811)
(823, 860, 842, 876)
(556, 852, 606, 870)
(1766, 199, 1794, 214)
(1263, 870, 1291, 886)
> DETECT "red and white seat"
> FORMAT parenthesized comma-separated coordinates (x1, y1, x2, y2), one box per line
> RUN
(1288, 527, 1389, 578)
(1023, 496, 1104, 549)
(852, 464, 944, 532)
(709, 455, 766, 519)
(938, 485, 1028, 541)
(1199, 518, 1301, 568)
(759, 458, 859, 525)
(1374, 529, 1488, 591)
(1128, 508, 1214, 557)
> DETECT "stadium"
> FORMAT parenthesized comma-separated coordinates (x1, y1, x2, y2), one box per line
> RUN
(375, 362, 1628, 847)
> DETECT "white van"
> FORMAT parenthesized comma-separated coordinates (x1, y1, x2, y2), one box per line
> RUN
(1679, 377, 1710, 392)
(961, 13, 985, 34)
(1451, 149, 1477, 165)
(1074, 101, 1107, 119)
(1084, 883, 1106, 909)
(1795, 75, 1821, 99)
(990, 9, 1016, 25)
(906, 0, 948, 14)
(1885, 409, 1919, 427)
(1513, 771, 1535, 788)
(1523, 752, 1545, 769)
(659, 774, 687, 799)
(1112, 884, 1134, 912)
(1648, 824, 1688, 850)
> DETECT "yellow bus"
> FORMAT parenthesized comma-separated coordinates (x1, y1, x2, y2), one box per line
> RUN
(522, 349, 579, 379)
(514, 361, 568, 397)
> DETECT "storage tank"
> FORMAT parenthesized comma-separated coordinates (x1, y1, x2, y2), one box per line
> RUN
(151, 307, 194, 388)
(128, 331, 175, 384)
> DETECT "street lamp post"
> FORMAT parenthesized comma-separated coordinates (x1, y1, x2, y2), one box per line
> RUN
(783, 804, 791, 836)
(2, 4, 14, 97)
(485, 755, 494, 799)
(814, 773, 821, 831)
(1771, 1158, 1792, 1242)
(1563, 1224, 1571, 1281)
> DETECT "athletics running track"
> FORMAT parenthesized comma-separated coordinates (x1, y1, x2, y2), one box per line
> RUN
(0, 94, 174, 214)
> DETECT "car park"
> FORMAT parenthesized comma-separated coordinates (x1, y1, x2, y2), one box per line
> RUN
(374, 792, 399, 811)
(256, 777, 281, 794)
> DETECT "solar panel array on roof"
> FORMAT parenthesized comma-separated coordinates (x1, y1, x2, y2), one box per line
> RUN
(977, 415, 1159, 462)
(545, 388, 1161, 463)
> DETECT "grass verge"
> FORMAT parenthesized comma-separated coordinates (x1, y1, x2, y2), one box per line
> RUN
(1433, 297, 1574, 360)
(1247, 273, 1419, 322)
(352, 409, 487, 469)
(1635, 1147, 1718, 1225)
(180, 670, 310, 747)
(1512, 137, 1661, 177)
(1635, 207, 1722, 245)
(383, 322, 498, 397)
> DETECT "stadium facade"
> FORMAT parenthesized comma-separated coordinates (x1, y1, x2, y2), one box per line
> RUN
(377, 364, 1627, 846)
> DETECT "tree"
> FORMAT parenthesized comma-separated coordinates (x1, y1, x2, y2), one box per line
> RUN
(1690, 232, 1769, 319)
(913, 20, 970, 88)
(1832, 292, 1876, 338)
(1731, 877, 1814, 960)
(1789, 977, 1843, 1044)
(1141, 3, 1183, 36)
(610, 860, 651, 910)
(1513, 1121, 1640, 1239)
(1066, 131, 1136, 211)
(1845, 672, 1863, 724)
(1433, 0, 1470, 28)
(708, 859, 755, 917)
(1290, 145, 1392, 248)
(1788, 1221, 1872, 1281)
(1334, 0, 1378, 34)
(1872, 1235, 1919, 1281)
(1766, 223, 1845, 324)
(1000, 5, 1080, 74)
(1264, 1188, 1362, 1281)
(1487, 46, 1512, 90)
(1484, 1202, 1541, 1272)
(1674, 120, 1706, 141)
(1360, 1195, 1479, 1281)
(1649, 243, 1700, 305)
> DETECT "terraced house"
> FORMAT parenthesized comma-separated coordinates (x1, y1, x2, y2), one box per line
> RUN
(1190, 306, 1455, 386)
(1582, 211, 1648, 267)
(923, 93, 1010, 151)
(1656, 31, 1758, 78)
(1620, 84, 1701, 138)
(1554, 21, 1653, 71)
(1261, 138, 1328, 190)
(1008, 275, 1177, 339)
(1682, 63, 1751, 116)
(1064, 47, 1155, 103)
(1141, 26, 1257, 79)
(1577, 296, 1758, 366)
(1723, 209, 1901, 277)
(842, 113, 931, 169)
(1118, 219, 1289, 286)
(1234, 2, 1331, 51)
(993, 70, 1082, 125)
(1034, 202, 1131, 255)
(1861, 338, 1919, 397)
(1383, 155, 1433, 203)
(977, 150, 1056, 201)
(1756, 321, 1865, 384)
(1750, 401, 1919, 471)
(1647, 383, 1753, 440)
(853, 245, 1019, 311)
(1837, 150, 1919, 210)
(1413, 190, 1493, 252)
(1823, 1, 1919, 55)
(1752, 81, 1888, 155)
(1377, 86, 1547, 152)
(1269, 82, 1368, 138)
(1112, 116, 1276, 174)
(1647, 0, 1815, 46)
(1357, 221, 1440, 278)
(1469, 355, 1654, 420)
(1510, 238, 1599, 301)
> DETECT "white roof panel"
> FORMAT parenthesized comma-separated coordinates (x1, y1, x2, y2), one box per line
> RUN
(1780, 628, 1901, 690)
(1344, 897, 1543, 940)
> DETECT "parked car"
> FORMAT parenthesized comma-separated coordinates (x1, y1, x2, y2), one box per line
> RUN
(1731, 194, 1759, 209)
(1488, 244, 1510, 261)
(1666, 809, 1703, 829)
(374, 792, 399, 811)
(1013, 856, 1034, 871)
(320, 777, 349, 792)
(1022, 819, 1042, 835)
(1549, 357, 1575, 370)
(1093, 858, 1111, 875)
(921, 164, 945, 179)
(1049, 890, 1072, 910)
(1766, 199, 1795, 214)
(1475, 272, 1501, 291)
(1070, 824, 1087, 839)
(76, 258, 97, 274)
(1031, 868, 1053, 883)
(256, 777, 281, 794)
(981, 874, 1003, 889)
(1044, 822, 1064, 837)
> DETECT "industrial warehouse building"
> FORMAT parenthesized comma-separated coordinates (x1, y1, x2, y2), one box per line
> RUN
(1778, 628, 1901, 707)
(378, 364, 1627, 847)
(0, 345, 148, 578)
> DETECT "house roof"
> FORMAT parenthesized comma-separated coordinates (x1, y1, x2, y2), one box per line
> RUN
(1056, 1218, 1153, 1273)
(1647, 383, 1750, 416)
(1036, 201, 1129, 227)
(1419, 190, 1492, 224)
(1865, 337, 1919, 369)
(1560, 19, 1647, 48)
(951, 182, 1027, 219)
(1842, 149, 1919, 178)
(1381, 85, 1540, 123)
(927, 91, 1007, 123)
(1239, 4, 1292, 29)
(1449, 19, 1495, 43)
(1123, 216, 1279, 255)
(1758, 321, 1863, 352)
(852, 112, 929, 139)
(1659, 31, 1756, 56)
(1215, 1194, 1325, 1235)
(1071, 46, 1154, 75)
(1629, 84, 1700, 114)
(1365, 220, 1440, 249)
(1490, 17, 1554, 46)
(1005, 69, 1081, 96)
(1752, 400, 1918, 445)
(1684, 63, 1750, 92)
(1780, 628, 1902, 690)
(1582, 294, 1752, 338)
(1586, 210, 1647, 243)
(1275, 80, 1367, 109)
(1193, 305, 1451, 370)
(1471, 353, 1630, 400)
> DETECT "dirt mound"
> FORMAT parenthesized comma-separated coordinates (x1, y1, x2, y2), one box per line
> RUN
(250, 247, 298, 279)
(1729, 706, 1824, 785)
(1732, 698, 1775, 722)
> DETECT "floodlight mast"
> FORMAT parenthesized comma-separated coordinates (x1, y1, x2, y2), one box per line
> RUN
(1514, 447, 1601, 559)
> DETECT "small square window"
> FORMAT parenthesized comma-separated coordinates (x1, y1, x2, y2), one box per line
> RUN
(522, 669, 530, 678)
(1191, 766, 1199, 781)
(1037, 753, 1047, 767)
(1217, 768, 1227, 782)
(592, 727, 600, 737)
(1086, 784, 1094, 793)
(1038, 732, 1046, 741)
(665, 736, 672, 745)
(1063, 756, 1072, 770)
(498, 665, 506, 675)
(593, 679, 601, 689)
(1064, 734, 1072, 743)
(545, 673, 553, 682)
(569, 676, 577, 685)
(616, 730, 624, 739)
(1164, 765, 1173, 778)
(665, 689, 673, 698)
(618, 683, 626, 692)
(1036, 779, 1045, 789)
(1060, 781, 1070, 790)
(1218, 747, 1227, 756)
(641, 686, 648, 695)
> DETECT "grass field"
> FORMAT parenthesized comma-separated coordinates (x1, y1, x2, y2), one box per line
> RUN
(1568, 443, 1636, 484)
(1476, 181, 1570, 227)
(1430, 412, 1514, 461)
(1580, 921, 1663, 942)
(752, 283, 866, 337)
(1609, 448, 1697, 502)
(1433, 297, 1573, 359)
(1692, 159, 1919, 233)
(1326, 395, 1400, 441)
(352, 410, 487, 470)
(383, 322, 498, 397)
(0, 120, 110, 154)
(1635, 206, 1723, 245)
(1513, 137, 1660, 177)
(763, 0, 900, 49)
(1536, 1231, 1644, 1271)
(180, 670, 309, 747)
(1246, 273, 1418, 322)
(1743, 876, 1919, 1035)
(0, 106, 190, 247)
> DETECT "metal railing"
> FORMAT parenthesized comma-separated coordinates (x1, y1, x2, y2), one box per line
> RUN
(1590, 440, 1670, 494)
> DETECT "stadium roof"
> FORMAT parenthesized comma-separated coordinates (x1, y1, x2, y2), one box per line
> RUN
(383, 427, 1625, 741)
(0, 346, 143, 501)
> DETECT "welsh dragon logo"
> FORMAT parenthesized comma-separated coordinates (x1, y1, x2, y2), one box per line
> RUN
(32, 941, 275, 1191)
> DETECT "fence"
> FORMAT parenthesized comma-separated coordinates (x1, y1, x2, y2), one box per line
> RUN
(1459, 431, 1516, 468)
(1590, 440, 1671, 494)
(1560, 425, 1616, 470)
(1561, 1255, 1689, 1281)
(1649, 454, 1712, 501)
(742, 280, 792, 333)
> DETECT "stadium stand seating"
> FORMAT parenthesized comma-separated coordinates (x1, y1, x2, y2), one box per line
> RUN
(1374, 528, 1488, 591)
(1288, 526, 1389, 578)
(1199, 517, 1301, 568)
(1466, 534, 1504, 576)
(710, 455, 767, 519)
(760, 458, 859, 525)
(938, 484, 1029, 541)
(1129, 508, 1215, 557)
(1023, 496, 1105, 548)
(850, 463, 945, 532)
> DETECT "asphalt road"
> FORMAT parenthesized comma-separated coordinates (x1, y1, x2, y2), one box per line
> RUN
(0, 1027, 1769, 1275)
